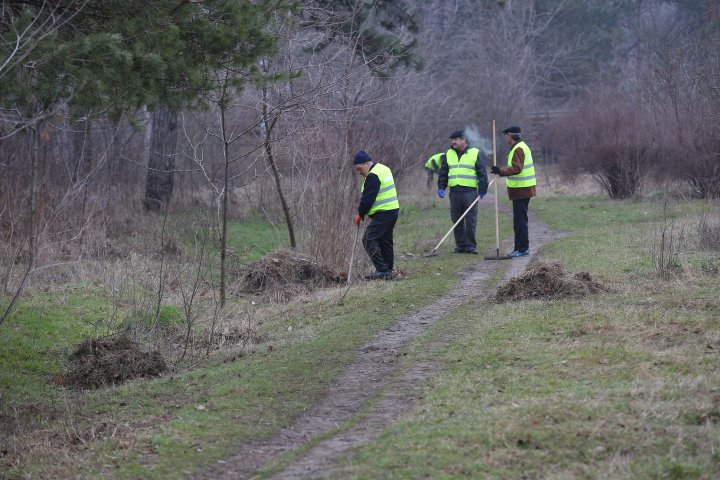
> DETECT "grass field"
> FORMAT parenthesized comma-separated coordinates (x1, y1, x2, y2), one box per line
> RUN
(2, 193, 719, 479)
(0, 195, 505, 479)
(329, 195, 720, 479)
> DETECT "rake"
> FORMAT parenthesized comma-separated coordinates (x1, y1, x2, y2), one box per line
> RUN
(347, 223, 361, 284)
(484, 120, 511, 261)
(423, 178, 494, 257)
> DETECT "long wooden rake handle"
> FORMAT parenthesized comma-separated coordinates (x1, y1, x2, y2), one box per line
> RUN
(493, 120, 501, 257)
(347, 224, 360, 284)
(429, 178, 495, 254)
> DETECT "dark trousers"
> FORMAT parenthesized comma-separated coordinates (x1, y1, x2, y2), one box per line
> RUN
(512, 198, 530, 251)
(363, 210, 399, 273)
(449, 188, 478, 250)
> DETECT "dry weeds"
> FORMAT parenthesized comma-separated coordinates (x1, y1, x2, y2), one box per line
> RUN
(495, 261, 608, 303)
(65, 333, 167, 389)
(698, 214, 720, 251)
(235, 250, 346, 299)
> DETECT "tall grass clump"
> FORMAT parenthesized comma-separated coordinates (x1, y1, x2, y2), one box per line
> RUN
(697, 212, 720, 251)
(650, 201, 684, 278)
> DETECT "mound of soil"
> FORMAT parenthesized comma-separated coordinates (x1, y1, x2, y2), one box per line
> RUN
(495, 261, 608, 303)
(237, 250, 346, 296)
(65, 334, 167, 389)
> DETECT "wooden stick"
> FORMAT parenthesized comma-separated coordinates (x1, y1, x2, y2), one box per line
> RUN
(493, 120, 501, 257)
(347, 224, 360, 284)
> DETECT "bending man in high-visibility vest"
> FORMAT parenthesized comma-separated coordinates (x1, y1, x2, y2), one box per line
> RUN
(424, 153, 443, 188)
(353, 150, 400, 280)
(437, 129, 489, 254)
(490, 126, 537, 257)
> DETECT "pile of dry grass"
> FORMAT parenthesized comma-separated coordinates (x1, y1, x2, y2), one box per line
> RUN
(236, 250, 346, 297)
(65, 333, 167, 389)
(495, 261, 608, 303)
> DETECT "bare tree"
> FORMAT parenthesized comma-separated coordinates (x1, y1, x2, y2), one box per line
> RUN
(631, 1, 720, 197)
(182, 73, 273, 307)
(0, 118, 121, 327)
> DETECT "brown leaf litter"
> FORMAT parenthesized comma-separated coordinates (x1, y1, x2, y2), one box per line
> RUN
(495, 261, 608, 303)
(64, 333, 167, 389)
(236, 250, 346, 297)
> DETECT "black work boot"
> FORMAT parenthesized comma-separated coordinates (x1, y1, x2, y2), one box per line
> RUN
(365, 271, 392, 280)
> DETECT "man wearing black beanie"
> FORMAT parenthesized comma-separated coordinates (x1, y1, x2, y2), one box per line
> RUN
(353, 150, 400, 280)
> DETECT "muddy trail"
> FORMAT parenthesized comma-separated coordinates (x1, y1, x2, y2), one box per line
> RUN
(197, 198, 564, 480)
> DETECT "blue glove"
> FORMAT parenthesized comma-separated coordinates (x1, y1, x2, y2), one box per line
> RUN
(437, 189, 445, 199)
(479, 192, 486, 199)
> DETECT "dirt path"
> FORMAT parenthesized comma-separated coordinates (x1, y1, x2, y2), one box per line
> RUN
(197, 197, 563, 480)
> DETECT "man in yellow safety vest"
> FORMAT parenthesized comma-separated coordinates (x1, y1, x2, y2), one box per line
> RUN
(437, 129, 489, 254)
(353, 150, 400, 280)
(424, 153, 443, 188)
(490, 126, 537, 257)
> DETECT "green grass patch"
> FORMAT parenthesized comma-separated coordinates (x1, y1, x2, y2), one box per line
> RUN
(1, 195, 509, 479)
(7, 194, 717, 479)
(334, 196, 720, 479)
(226, 217, 286, 263)
(0, 288, 106, 405)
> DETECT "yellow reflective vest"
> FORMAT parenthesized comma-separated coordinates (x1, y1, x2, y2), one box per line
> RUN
(446, 148, 480, 188)
(506, 141, 536, 188)
(362, 163, 400, 215)
(425, 153, 442, 171)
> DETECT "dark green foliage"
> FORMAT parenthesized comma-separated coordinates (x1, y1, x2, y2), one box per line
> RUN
(0, 0, 293, 123)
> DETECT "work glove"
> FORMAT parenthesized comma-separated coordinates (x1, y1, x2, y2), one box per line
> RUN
(355, 214, 364, 226)
(478, 191, 486, 199)
(437, 188, 445, 199)
(490, 166, 501, 175)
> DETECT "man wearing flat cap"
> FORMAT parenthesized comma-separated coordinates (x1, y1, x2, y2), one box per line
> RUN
(437, 129, 489, 254)
(353, 150, 400, 280)
(490, 126, 537, 257)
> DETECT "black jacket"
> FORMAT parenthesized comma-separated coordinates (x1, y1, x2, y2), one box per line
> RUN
(357, 163, 381, 217)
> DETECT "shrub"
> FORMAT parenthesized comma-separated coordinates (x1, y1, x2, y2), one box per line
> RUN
(549, 87, 658, 199)
(684, 133, 720, 199)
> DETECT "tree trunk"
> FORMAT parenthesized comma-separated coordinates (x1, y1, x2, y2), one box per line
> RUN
(261, 83, 297, 248)
(144, 103, 178, 211)
(74, 119, 91, 258)
(29, 127, 39, 259)
(219, 89, 230, 309)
